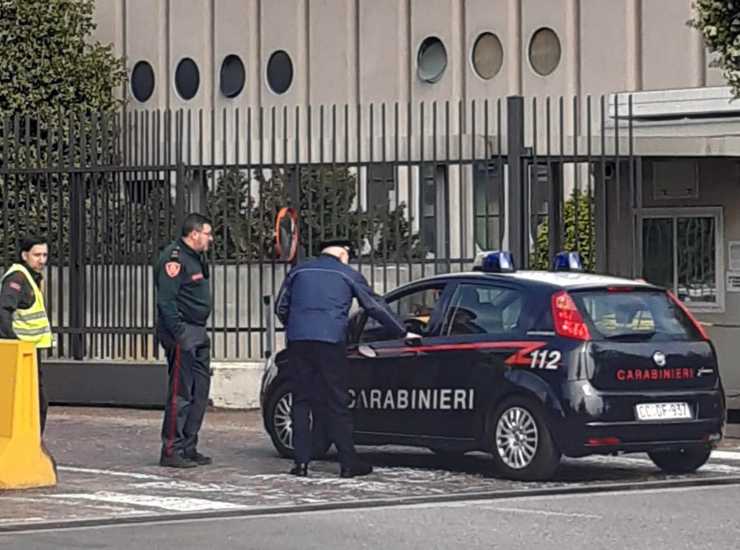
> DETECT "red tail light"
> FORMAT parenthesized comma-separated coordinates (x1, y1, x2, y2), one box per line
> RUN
(667, 290, 709, 340)
(551, 290, 591, 341)
(585, 437, 621, 447)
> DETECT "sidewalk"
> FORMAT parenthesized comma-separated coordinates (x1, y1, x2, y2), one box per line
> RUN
(2, 406, 740, 530)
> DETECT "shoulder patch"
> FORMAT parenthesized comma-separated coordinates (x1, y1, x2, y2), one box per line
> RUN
(8, 281, 21, 292)
(165, 261, 181, 278)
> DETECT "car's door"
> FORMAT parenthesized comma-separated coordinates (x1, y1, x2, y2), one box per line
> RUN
(346, 282, 452, 435)
(393, 281, 532, 439)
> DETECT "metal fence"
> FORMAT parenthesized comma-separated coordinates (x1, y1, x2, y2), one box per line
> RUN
(0, 95, 635, 361)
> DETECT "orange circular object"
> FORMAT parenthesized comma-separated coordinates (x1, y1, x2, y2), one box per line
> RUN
(274, 207, 299, 262)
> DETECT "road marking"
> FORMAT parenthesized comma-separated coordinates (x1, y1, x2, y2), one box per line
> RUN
(47, 492, 245, 512)
(710, 450, 740, 461)
(482, 506, 602, 519)
(58, 466, 167, 481)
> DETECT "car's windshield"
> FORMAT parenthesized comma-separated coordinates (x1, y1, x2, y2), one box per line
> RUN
(571, 289, 701, 341)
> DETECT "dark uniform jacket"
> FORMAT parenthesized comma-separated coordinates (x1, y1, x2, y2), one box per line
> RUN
(276, 254, 406, 344)
(0, 264, 43, 339)
(155, 239, 212, 350)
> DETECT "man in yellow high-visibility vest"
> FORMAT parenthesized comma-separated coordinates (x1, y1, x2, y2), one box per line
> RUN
(0, 236, 52, 434)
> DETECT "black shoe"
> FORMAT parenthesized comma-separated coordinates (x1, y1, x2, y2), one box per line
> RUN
(290, 463, 309, 477)
(340, 461, 373, 478)
(184, 451, 213, 466)
(159, 453, 198, 469)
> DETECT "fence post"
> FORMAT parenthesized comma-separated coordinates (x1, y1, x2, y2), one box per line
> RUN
(69, 173, 86, 360)
(506, 96, 527, 267)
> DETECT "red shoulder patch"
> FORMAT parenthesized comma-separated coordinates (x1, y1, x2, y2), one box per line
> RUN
(8, 281, 21, 292)
(165, 261, 181, 278)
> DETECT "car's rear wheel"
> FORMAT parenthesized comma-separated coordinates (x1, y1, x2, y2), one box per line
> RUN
(648, 447, 711, 474)
(487, 396, 561, 481)
(265, 383, 331, 460)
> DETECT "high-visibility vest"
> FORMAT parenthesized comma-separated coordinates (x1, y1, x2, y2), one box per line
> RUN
(1, 263, 53, 349)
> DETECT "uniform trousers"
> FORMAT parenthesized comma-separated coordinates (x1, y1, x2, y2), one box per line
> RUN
(159, 326, 211, 458)
(289, 340, 358, 466)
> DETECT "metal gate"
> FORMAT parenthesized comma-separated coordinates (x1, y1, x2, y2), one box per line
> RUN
(0, 95, 635, 361)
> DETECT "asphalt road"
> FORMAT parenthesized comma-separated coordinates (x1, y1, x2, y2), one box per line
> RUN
(3, 483, 739, 550)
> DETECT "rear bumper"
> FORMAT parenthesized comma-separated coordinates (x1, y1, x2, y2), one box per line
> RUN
(555, 382, 725, 457)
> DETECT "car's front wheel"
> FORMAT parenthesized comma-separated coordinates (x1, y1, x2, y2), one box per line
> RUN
(486, 396, 561, 481)
(648, 447, 711, 474)
(264, 383, 331, 460)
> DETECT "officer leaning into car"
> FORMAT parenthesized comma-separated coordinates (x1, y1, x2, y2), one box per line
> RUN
(156, 213, 214, 469)
(275, 238, 410, 478)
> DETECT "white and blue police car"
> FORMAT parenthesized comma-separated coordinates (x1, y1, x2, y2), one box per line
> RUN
(261, 251, 725, 481)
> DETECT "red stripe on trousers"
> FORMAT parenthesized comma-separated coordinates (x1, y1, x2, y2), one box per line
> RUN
(165, 344, 182, 456)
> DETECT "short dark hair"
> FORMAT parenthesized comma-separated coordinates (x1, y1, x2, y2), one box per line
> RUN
(181, 213, 212, 237)
(18, 235, 47, 259)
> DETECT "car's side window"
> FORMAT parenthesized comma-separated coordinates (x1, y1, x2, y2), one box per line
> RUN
(358, 285, 446, 342)
(442, 283, 524, 336)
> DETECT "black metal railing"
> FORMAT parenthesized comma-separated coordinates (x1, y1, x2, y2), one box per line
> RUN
(0, 94, 635, 361)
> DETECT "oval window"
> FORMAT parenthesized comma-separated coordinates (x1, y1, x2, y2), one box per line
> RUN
(131, 61, 155, 102)
(175, 57, 200, 100)
(417, 36, 448, 84)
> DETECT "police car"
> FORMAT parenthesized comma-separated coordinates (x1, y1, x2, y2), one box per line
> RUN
(260, 251, 726, 481)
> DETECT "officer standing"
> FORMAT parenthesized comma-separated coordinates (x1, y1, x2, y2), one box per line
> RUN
(276, 239, 409, 478)
(156, 213, 214, 468)
(0, 236, 53, 434)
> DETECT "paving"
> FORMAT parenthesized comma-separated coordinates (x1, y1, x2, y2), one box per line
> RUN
(2, 406, 740, 532)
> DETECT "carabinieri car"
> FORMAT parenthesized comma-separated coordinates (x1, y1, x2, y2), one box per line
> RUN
(260, 251, 726, 481)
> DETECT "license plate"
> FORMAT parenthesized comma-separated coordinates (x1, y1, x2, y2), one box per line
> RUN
(635, 402, 692, 421)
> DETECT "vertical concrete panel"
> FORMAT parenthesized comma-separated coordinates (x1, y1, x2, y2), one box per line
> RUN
(359, 0, 403, 104)
(521, 0, 568, 97)
(261, 0, 304, 107)
(410, 0, 455, 103)
(214, 0, 252, 108)
(126, 0, 165, 109)
(168, 0, 210, 110)
(309, 0, 352, 106)
(580, 0, 627, 97)
(93, 1, 126, 100)
(465, 0, 510, 101)
(641, 0, 694, 90)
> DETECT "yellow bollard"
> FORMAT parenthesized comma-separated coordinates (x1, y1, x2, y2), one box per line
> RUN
(0, 340, 56, 489)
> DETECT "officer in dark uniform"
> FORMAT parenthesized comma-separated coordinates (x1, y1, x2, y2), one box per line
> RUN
(156, 213, 214, 468)
(0, 236, 53, 434)
(275, 239, 408, 478)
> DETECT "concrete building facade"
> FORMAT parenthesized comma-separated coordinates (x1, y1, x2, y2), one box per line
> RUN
(78, 1, 740, 409)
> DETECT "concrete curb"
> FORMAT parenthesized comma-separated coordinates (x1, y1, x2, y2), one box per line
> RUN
(4, 474, 740, 534)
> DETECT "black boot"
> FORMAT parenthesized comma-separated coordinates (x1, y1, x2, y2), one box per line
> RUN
(290, 463, 309, 477)
(159, 452, 198, 469)
(340, 461, 373, 478)
(184, 451, 213, 466)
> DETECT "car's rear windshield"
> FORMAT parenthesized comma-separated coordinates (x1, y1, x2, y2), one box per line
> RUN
(570, 289, 702, 342)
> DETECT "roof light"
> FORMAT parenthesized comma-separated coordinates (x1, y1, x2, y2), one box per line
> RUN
(473, 251, 516, 273)
(552, 251, 584, 272)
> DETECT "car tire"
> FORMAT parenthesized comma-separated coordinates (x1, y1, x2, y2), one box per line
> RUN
(265, 383, 331, 460)
(486, 395, 561, 481)
(648, 447, 712, 475)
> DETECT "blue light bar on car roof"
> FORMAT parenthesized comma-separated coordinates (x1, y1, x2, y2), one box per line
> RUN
(473, 251, 516, 273)
(552, 251, 584, 272)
